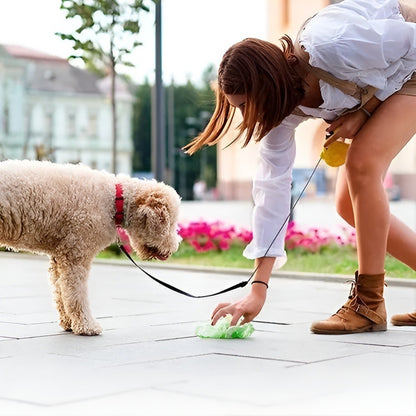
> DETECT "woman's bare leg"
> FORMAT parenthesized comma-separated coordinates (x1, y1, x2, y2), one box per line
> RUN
(335, 167, 416, 270)
(345, 94, 416, 275)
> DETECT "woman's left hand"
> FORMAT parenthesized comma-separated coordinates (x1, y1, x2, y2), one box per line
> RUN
(325, 109, 368, 147)
(211, 289, 267, 326)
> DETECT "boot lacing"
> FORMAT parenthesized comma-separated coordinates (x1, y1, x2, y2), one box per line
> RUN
(333, 280, 365, 320)
(348, 280, 360, 305)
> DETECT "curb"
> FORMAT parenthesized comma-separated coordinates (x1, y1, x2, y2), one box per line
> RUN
(2, 251, 415, 288)
(93, 257, 416, 288)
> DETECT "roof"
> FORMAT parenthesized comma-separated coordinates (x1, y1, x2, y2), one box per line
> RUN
(2, 44, 67, 62)
(26, 60, 103, 95)
(97, 75, 134, 101)
(0, 44, 133, 98)
(0, 44, 102, 95)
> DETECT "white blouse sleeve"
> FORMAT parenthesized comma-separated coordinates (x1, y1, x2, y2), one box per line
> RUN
(243, 114, 304, 268)
(300, 0, 416, 102)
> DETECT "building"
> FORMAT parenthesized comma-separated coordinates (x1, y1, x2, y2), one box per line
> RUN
(0, 44, 134, 174)
(217, 0, 416, 200)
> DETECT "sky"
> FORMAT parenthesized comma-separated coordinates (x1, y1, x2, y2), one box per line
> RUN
(0, 0, 267, 85)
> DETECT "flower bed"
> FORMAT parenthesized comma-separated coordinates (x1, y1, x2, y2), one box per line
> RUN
(177, 220, 356, 254)
(285, 221, 356, 253)
(177, 220, 252, 253)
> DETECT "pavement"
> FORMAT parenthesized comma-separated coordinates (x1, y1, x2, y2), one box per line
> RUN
(1, 250, 415, 416)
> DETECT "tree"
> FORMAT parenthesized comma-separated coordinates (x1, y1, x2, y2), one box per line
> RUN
(132, 68, 216, 199)
(132, 79, 152, 172)
(166, 79, 215, 199)
(57, 0, 154, 173)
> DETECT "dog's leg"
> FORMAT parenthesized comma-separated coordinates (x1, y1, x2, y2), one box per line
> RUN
(49, 257, 72, 332)
(55, 258, 102, 336)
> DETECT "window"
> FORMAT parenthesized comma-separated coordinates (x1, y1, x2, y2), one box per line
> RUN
(3, 103, 9, 135)
(44, 111, 53, 142)
(87, 111, 98, 138)
(67, 110, 76, 138)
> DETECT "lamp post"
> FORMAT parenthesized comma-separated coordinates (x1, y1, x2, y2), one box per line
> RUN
(152, 0, 165, 181)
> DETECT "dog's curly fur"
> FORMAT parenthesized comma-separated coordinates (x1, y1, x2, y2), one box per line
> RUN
(0, 160, 181, 335)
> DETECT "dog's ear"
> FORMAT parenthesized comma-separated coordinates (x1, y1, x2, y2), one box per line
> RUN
(135, 192, 171, 237)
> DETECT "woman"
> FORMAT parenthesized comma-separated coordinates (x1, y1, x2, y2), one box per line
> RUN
(184, 0, 416, 334)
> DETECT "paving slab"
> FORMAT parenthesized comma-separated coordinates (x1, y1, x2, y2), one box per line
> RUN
(0, 252, 415, 416)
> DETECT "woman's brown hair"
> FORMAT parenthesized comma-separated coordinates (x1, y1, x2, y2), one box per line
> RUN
(184, 36, 304, 154)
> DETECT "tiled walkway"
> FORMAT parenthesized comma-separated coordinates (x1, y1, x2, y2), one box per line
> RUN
(0, 252, 415, 416)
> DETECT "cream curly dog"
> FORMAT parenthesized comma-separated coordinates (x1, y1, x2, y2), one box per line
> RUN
(0, 160, 181, 335)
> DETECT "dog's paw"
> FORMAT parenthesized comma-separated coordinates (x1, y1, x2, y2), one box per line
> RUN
(71, 320, 103, 336)
(59, 318, 73, 332)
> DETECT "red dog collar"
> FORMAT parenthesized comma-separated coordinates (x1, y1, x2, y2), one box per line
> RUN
(114, 183, 124, 227)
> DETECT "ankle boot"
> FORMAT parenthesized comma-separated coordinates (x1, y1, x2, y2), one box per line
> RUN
(391, 311, 416, 326)
(311, 271, 387, 334)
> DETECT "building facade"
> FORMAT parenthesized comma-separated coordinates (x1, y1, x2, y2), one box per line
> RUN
(217, 0, 416, 200)
(0, 44, 134, 174)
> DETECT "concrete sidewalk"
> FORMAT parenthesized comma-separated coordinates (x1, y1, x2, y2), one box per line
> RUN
(0, 252, 415, 416)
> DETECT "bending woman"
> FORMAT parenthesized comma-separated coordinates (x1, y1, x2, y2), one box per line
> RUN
(184, 0, 416, 333)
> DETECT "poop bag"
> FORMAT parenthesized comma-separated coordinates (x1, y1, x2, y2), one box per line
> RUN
(196, 314, 255, 339)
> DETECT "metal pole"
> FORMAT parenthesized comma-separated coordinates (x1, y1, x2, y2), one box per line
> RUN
(152, 0, 165, 181)
(167, 79, 175, 186)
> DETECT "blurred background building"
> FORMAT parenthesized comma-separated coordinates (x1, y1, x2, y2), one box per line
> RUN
(0, 44, 134, 173)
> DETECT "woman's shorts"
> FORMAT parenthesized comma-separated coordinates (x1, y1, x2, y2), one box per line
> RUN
(397, 73, 416, 96)
(398, 3, 416, 95)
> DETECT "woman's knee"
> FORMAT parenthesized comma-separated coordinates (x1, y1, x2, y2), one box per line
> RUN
(344, 149, 383, 192)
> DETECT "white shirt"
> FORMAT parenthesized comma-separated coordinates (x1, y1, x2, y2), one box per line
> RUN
(243, 0, 416, 266)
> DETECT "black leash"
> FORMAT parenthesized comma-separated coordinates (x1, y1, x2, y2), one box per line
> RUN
(118, 157, 322, 298)
(118, 244, 250, 298)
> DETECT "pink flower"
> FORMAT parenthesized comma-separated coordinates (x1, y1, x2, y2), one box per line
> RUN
(178, 220, 253, 253)
(284, 222, 356, 253)
(219, 239, 230, 251)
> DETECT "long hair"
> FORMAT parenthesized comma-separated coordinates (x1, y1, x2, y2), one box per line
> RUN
(184, 36, 304, 155)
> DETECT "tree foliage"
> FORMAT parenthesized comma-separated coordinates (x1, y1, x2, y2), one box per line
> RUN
(57, 0, 154, 173)
(57, 0, 153, 72)
(132, 79, 152, 172)
(133, 70, 216, 199)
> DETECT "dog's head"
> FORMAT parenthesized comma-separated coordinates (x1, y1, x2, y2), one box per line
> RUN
(125, 180, 181, 260)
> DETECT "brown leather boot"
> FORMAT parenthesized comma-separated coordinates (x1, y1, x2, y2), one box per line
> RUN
(391, 312, 416, 326)
(311, 271, 387, 334)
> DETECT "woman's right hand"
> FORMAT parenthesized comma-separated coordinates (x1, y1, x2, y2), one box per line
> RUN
(325, 97, 382, 147)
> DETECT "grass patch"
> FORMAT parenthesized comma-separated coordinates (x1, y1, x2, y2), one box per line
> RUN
(282, 245, 415, 279)
(99, 242, 415, 279)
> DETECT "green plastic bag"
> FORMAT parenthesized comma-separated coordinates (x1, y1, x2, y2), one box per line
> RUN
(196, 314, 255, 339)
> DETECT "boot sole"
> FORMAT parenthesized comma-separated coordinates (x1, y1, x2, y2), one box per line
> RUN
(391, 320, 416, 326)
(311, 323, 387, 335)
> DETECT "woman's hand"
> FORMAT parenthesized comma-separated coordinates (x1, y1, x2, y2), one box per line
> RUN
(211, 256, 275, 326)
(325, 97, 382, 147)
(325, 109, 368, 147)
(211, 287, 267, 326)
